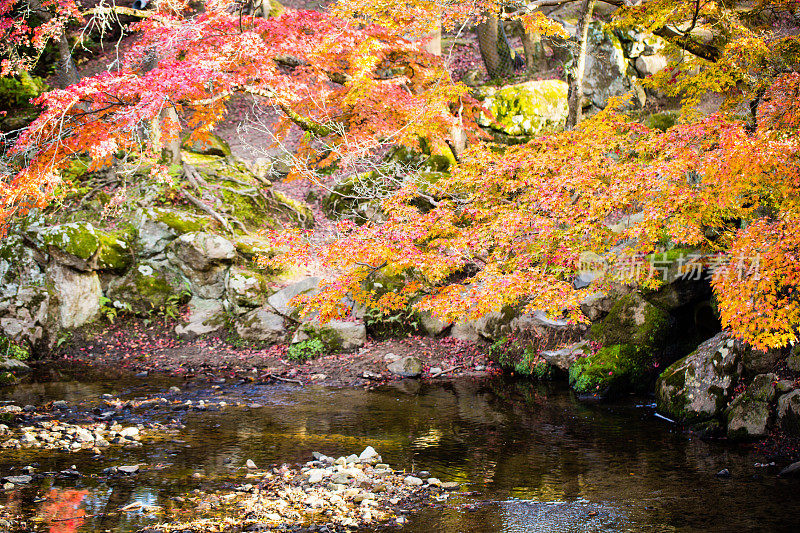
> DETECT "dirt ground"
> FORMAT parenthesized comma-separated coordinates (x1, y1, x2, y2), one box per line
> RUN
(58, 317, 499, 388)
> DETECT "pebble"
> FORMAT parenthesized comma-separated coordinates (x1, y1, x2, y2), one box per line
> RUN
(2, 475, 32, 485)
(118, 465, 140, 474)
(403, 476, 423, 486)
(246, 459, 257, 469)
(716, 468, 731, 478)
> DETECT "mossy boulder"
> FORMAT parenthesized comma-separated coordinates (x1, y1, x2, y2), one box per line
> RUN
(106, 262, 190, 315)
(589, 292, 672, 351)
(568, 344, 648, 396)
(145, 208, 210, 235)
(39, 222, 132, 271)
(293, 320, 366, 351)
(226, 267, 268, 310)
(655, 332, 743, 423)
(726, 373, 777, 440)
(182, 133, 232, 157)
(476, 80, 568, 137)
(778, 390, 800, 436)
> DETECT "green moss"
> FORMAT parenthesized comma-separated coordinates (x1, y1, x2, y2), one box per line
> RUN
(150, 208, 210, 234)
(590, 293, 671, 351)
(646, 112, 678, 132)
(272, 191, 314, 227)
(477, 80, 569, 136)
(514, 348, 554, 380)
(569, 344, 646, 395)
(94, 230, 133, 271)
(40, 222, 100, 259)
(0, 71, 48, 109)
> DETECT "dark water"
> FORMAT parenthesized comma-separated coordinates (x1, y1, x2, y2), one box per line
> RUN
(2, 366, 800, 533)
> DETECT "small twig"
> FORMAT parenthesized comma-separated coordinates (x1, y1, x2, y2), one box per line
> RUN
(267, 373, 303, 385)
(430, 364, 465, 378)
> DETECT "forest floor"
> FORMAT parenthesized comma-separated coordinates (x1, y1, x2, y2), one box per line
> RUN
(58, 317, 499, 388)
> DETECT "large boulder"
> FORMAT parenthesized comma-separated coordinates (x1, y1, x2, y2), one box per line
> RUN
(47, 263, 102, 329)
(235, 307, 287, 343)
(387, 356, 423, 378)
(777, 390, 800, 436)
(293, 320, 367, 351)
(267, 277, 320, 318)
(476, 80, 568, 138)
(655, 333, 744, 422)
(175, 298, 226, 339)
(726, 373, 777, 440)
(168, 232, 235, 271)
(226, 267, 268, 312)
(589, 292, 671, 351)
(582, 23, 644, 110)
(37, 222, 132, 271)
(106, 262, 189, 315)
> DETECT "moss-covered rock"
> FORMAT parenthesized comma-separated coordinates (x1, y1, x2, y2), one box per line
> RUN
(182, 133, 232, 157)
(106, 262, 190, 315)
(226, 267, 268, 310)
(146, 208, 211, 234)
(39, 222, 132, 271)
(568, 344, 647, 396)
(589, 292, 671, 351)
(655, 332, 743, 422)
(476, 80, 568, 137)
(293, 320, 366, 351)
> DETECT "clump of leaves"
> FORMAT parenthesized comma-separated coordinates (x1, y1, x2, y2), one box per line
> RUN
(286, 339, 325, 362)
(0, 336, 29, 360)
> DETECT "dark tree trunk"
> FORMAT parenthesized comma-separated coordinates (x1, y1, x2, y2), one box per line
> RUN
(477, 13, 514, 79)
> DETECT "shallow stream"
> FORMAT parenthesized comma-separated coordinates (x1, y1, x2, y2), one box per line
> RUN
(1, 365, 799, 532)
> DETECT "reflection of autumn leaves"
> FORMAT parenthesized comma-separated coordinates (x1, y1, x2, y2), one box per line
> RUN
(39, 489, 88, 533)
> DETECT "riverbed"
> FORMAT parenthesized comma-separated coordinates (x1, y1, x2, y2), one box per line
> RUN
(1, 364, 799, 532)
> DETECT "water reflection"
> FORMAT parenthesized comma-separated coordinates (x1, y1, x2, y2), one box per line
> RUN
(1, 370, 800, 532)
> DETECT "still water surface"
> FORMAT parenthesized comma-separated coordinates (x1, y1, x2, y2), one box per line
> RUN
(1, 366, 799, 533)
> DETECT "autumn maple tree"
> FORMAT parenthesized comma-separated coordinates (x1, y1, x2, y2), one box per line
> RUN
(2, 0, 800, 351)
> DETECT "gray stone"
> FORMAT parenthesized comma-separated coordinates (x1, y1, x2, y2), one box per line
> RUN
(779, 461, 800, 477)
(267, 277, 320, 317)
(635, 54, 668, 77)
(246, 459, 257, 469)
(778, 390, 800, 436)
(47, 263, 101, 329)
(403, 476, 423, 486)
(0, 358, 30, 372)
(726, 395, 770, 440)
(579, 292, 615, 321)
(107, 261, 189, 316)
(226, 267, 266, 310)
(2, 475, 32, 484)
(169, 232, 235, 271)
(358, 446, 380, 463)
(117, 465, 139, 474)
(387, 356, 423, 378)
(175, 298, 226, 339)
(418, 310, 451, 336)
(235, 307, 286, 343)
(655, 333, 744, 422)
(539, 341, 590, 373)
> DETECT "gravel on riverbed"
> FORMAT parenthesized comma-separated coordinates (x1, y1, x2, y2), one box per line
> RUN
(146, 448, 459, 532)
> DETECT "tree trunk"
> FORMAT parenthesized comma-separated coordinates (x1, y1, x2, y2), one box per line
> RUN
(29, 0, 78, 88)
(151, 107, 182, 164)
(513, 22, 547, 74)
(566, 0, 595, 131)
(477, 13, 513, 79)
